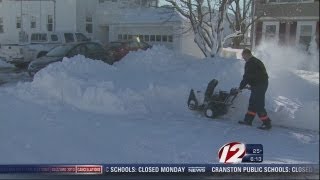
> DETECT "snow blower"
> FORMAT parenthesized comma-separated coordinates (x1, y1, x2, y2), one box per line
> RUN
(187, 79, 239, 119)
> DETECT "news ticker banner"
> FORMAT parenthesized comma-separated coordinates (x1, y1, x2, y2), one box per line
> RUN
(0, 164, 318, 175)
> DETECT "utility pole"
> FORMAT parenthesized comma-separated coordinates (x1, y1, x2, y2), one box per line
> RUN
(40, 0, 42, 31)
(250, 0, 255, 50)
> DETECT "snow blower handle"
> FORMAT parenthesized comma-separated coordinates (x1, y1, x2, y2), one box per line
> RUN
(234, 85, 250, 94)
(243, 85, 251, 90)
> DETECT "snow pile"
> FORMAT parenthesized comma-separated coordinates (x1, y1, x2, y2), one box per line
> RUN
(9, 46, 243, 116)
(13, 55, 147, 115)
(4, 45, 319, 131)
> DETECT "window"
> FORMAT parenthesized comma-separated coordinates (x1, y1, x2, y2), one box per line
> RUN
(31, 16, 36, 29)
(123, 34, 128, 40)
(16, 17, 21, 29)
(51, 34, 59, 42)
(0, 17, 3, 33)
(128, 35, 133, 40)
(265, 25, 277, 39)
(150, 35, 155, 42)
(168, 35, 173, 42)
(144, 35, 149, 42)
(162, 35, 168, 42)
(86, 16, 93, 33)
(31, 33, 48, 42)
(156, 35, 161, 42)
(298, 24, 314, 49)
(64, 33, 75, 43)
(75, 33, 89, 42)
(150, 0, 157, 7)
(118, 34, 122, 40)
(47, 15, 53, 31)
(141, 0, 148, 7)
(99, 0, 117, 3)
(139, 35, 144, 41)
(262, 22, 279, 41)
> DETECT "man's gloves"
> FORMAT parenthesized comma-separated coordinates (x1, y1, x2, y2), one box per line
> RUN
(236, 85, 251, 93)
(243, 85, 251, 90)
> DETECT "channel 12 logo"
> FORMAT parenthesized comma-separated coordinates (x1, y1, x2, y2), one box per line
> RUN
(218, 142, 263, 164)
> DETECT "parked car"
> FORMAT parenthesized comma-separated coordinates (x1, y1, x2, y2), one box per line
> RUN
(0, 32, 90, 68)
(27, 42, 113, 76)
(106, 39, 152, 62)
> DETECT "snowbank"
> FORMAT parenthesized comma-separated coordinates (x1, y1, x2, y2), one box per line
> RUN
(4, 45, 319, 131)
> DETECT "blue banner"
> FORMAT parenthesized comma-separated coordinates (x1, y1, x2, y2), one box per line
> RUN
(0, 164, 318, 175)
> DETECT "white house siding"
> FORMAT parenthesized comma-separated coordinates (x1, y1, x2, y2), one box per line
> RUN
(55, 0, 77, 32)
(0, 0, 54, 44)
(75, 0, 98, 39)
(179, 30, 205, 58)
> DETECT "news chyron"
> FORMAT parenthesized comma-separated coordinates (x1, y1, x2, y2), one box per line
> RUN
(218, 142, 263, 164)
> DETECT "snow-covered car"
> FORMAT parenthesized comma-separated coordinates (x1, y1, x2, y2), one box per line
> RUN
(0, 32, 90, 68)
(27, 42, 113, 76)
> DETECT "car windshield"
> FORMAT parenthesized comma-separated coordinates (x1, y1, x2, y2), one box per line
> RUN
(46, 44, 74, 57)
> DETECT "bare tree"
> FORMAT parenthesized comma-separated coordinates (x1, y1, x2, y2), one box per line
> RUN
(226, 0, 264, 49)
(165, 0, 241, 58)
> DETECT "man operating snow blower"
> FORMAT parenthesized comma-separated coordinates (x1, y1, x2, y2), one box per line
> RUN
(238, 49, 272, 130)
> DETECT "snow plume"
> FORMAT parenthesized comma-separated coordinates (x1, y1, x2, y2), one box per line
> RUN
(254, 40, 319, 72)
(253, 41, 319, 131)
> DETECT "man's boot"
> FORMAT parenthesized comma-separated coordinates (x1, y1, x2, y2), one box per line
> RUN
(238, 113, 255, 126)
(258, 119, 272, 130)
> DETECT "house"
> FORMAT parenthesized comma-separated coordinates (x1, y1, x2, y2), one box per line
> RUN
(252, 0, 319, 50)
(0, 0, 233, 58)
(95, 0, 234, 58)
(0, 0, 97, 44)
(0, 0, 55, 44)
(95, 2, 207, 57)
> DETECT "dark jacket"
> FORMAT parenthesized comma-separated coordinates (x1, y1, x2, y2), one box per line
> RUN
(240, 56, 268, 89)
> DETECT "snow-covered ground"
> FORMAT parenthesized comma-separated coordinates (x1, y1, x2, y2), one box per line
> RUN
(0, 45, 318, 164)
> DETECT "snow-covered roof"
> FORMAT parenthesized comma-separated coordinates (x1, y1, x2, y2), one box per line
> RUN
(97, 7, 186, 25)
